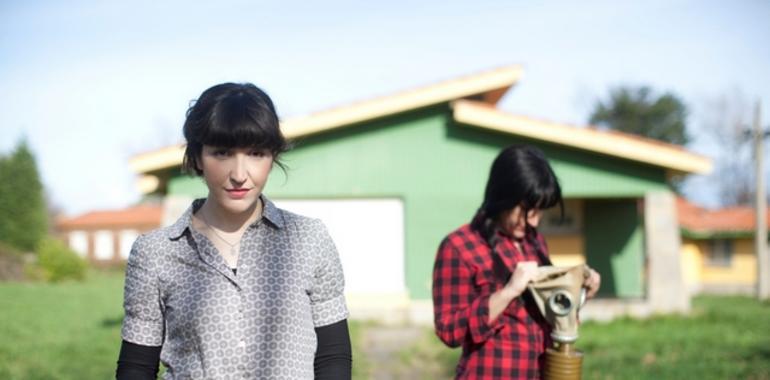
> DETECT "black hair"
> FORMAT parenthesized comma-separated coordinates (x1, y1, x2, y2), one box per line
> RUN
(471, 145, 563, 265)
(181, 82, 291, 175)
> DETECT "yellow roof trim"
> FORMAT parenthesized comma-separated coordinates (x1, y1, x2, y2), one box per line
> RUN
(129, 144, 185, 174)
(129, 65, 523, 174)
(452, 100, 713, 175)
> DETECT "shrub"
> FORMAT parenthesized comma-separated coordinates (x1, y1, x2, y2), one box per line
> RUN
(37, 237, 87, 282)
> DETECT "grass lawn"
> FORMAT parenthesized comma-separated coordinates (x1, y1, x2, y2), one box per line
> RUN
(0, 270, 125, 379)
(398, 296, 770, 380)
(0, 270, 367, 379)
(1, 271, 768, 379)
(579, 296, 770, 379)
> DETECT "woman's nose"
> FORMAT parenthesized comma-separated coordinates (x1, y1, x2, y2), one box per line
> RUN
(229, 154, 248, 183)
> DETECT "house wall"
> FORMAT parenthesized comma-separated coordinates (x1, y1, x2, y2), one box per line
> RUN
(61, 225, 155, 265)
(165, 105, 670, 299)
(681, 240, 702, 293)
(700, 238, 757, 285)
(547, 234, 586, 267)
(681, 237, 757, 294)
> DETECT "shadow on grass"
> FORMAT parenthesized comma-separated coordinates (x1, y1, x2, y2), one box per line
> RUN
(101, 315, 123, 328)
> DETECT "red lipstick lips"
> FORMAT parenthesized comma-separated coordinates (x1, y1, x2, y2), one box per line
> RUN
(225, 188, 250, 199)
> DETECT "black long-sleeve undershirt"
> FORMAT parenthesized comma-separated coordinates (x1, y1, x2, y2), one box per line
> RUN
(115, 319, 352, 379)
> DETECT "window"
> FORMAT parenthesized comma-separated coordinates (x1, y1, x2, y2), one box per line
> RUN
(94, 230, 114, 260)
(68, 231, 89, 258)
(707, 239, 733, 267)
(119, 230, 139, 260)
(539, 199, 583, 235)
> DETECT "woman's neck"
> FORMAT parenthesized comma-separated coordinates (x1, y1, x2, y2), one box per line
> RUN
(198, 198, 263, 232)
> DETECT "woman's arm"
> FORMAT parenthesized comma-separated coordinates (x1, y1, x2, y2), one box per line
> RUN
(433, 238, 508, 347)
(118, 235, 165, 378)
(116, 340, 161, 380)
(314, 319, 352, 380)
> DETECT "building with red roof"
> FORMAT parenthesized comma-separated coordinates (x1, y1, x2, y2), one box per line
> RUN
(56, 204, 162, 265)
(677, 197, 765, 294)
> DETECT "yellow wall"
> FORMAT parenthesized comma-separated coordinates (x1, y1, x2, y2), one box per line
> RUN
(699, 239, 757, 284)
(547, 234, 586, 267)
(681, 238, 757, 289)
(681, 240, 702, 288)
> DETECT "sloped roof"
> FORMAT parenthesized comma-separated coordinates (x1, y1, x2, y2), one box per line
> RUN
(129, 65, 523, 174)
(452, 100, 712, 174)
(677, 197, 770, 238)
(129, 65, 713, 188)
(57, 204, 162, 229)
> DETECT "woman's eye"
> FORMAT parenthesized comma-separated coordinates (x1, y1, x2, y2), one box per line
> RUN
(212, 149, 230, 157)
(250, 150, 267, 157)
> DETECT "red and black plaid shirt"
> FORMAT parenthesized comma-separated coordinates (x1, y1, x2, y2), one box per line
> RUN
(433, 224, 552, 379)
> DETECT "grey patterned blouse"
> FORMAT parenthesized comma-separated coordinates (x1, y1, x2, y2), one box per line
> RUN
(121, 196, 349, 379)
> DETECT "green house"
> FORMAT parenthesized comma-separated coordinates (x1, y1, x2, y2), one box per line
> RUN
(130, 66, 712, 322)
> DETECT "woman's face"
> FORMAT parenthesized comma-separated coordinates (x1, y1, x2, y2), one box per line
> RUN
(198, 145, 273, 216)
(500, 205, 542, 239)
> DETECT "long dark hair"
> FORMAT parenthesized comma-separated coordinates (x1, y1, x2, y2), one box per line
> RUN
(471, 145, 563, 265)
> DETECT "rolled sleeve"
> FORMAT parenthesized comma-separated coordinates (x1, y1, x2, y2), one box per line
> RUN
(121, 236, 164, 347)
(308, 221, 349, 327)
(433, 238, 503, 347)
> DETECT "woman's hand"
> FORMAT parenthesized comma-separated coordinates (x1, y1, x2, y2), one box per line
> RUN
(503, 261, 540, 299)
(489, 261, 539, 321)
(583, 267, 601, 299)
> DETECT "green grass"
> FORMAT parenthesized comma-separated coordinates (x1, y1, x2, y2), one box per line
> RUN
(0, 270, 125, 379)
(579, 297, 770, 379)
(0, 270, 367, 379)
(2, 272, 768, 379)
(399, 297, 770, 380)
(348, 319, 369, 379)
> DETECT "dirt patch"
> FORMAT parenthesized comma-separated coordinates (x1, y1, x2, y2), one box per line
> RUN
(359, 325, 455, 380)
(0, 247, 27, 281)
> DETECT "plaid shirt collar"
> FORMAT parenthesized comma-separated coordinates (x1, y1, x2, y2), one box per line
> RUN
(165, 195, 285, 240)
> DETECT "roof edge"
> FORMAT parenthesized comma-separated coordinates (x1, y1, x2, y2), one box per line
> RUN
(129, 65, 524, 174)
(452, 100, 713, 175)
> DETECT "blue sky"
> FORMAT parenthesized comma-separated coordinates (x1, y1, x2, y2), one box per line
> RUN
(1, 0, 769, 215)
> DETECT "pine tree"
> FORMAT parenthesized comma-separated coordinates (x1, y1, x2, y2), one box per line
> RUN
(0, 139, 48, 252)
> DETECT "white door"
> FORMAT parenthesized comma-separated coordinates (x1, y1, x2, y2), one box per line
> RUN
(274, 198, 405, 296)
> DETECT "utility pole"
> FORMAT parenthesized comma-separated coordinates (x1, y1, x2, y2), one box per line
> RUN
(754, 100, 770, 300)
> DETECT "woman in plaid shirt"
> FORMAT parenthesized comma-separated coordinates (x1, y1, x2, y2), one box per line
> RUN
(432, 145, 601, 379)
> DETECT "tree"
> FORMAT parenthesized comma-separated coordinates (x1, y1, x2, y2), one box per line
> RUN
(0, 139, 48, 252)
(698, 90, 753, 206)
(589, 86, 691, 146)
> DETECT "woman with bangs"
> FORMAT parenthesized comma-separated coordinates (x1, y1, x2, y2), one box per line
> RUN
(116, 83, 351, 379)
(432, 145, 601, 379)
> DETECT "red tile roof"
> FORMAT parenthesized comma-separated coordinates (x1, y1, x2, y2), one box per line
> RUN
(677, 197, 770, 235)
(57, 204, 162, 229)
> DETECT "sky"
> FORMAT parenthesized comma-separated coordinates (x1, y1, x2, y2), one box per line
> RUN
(1, 0, 769, 216)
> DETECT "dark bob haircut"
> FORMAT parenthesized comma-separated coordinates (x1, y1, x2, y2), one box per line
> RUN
(181, 82, 290, 176)
(471, 145, 563, 239)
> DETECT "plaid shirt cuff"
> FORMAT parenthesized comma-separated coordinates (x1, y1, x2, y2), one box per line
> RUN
(469, 293, 506, 344)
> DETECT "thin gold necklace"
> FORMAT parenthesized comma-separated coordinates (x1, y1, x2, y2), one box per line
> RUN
(199, 212, 240, 257)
